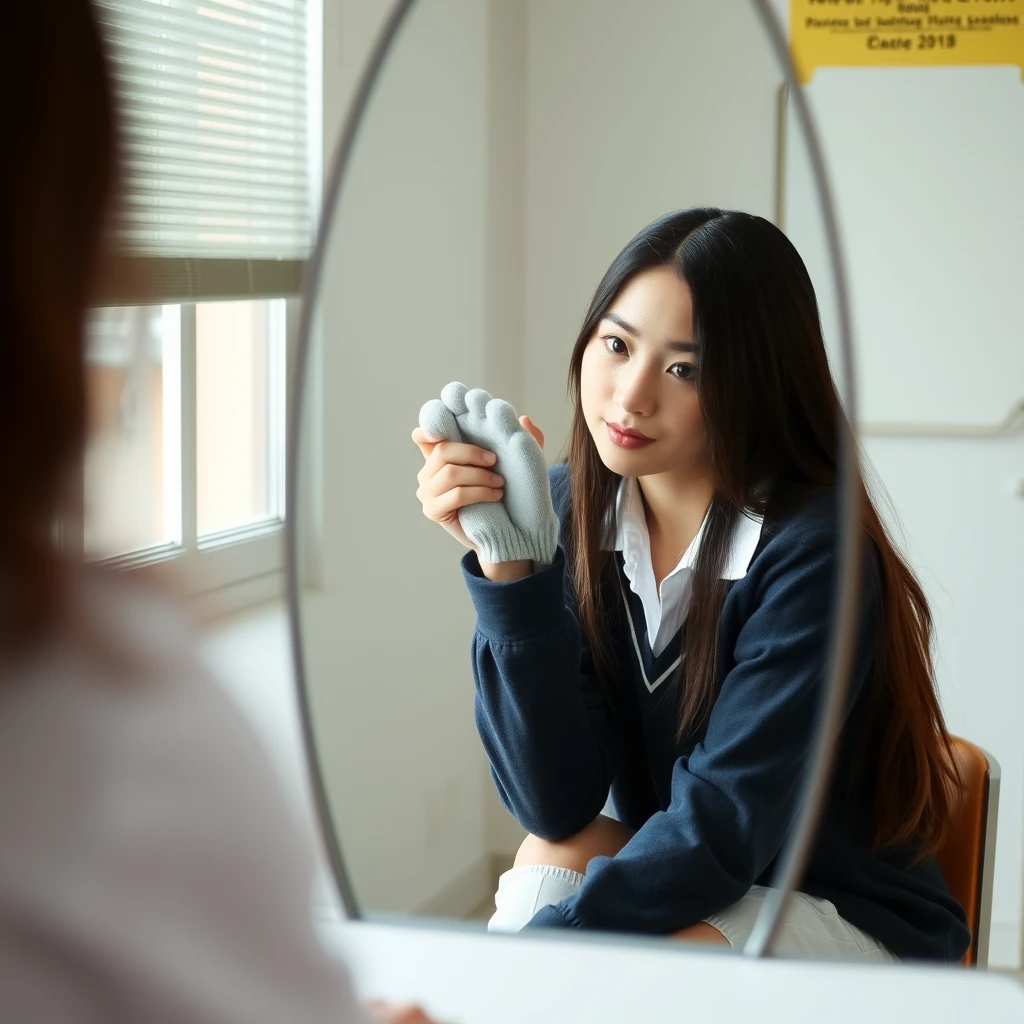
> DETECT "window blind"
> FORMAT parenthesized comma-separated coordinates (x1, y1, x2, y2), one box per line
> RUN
(94, 0, 311, 294)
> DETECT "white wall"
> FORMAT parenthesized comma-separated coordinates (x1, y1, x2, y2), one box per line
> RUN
(522, 0, 783, 451)
(301, 0, 492, 915)
(784, 65, 1024, 970)
(199, 603, 340, 915)
(864, 436, 1024, 968)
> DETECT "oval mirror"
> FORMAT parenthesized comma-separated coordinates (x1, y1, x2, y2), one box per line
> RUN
(287, 0, 998, 971)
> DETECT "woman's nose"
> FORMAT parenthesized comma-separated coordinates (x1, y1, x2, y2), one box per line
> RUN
(613, 361, 656, 418)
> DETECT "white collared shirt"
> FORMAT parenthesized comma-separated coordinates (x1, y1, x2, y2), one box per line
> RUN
(609, 477, 763, 657)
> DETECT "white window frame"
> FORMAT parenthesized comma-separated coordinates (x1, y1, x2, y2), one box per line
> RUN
(87, 293, 299, 619)
(82, 0, 324, 618)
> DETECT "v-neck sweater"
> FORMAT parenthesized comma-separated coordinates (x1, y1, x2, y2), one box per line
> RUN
(461, 463, 970, 962)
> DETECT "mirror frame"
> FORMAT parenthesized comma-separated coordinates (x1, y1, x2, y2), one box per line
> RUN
(285, 0, 860, 959)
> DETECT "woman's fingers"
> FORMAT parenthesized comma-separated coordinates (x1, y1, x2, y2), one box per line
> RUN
(422, 485, 503, 521)
(412, 429, 495, 470)
(411, 425, 439, 460)
(416, 463, 504, 501)
(412, 425, 501, 553)
(519, 415, 544, 449)
(414, 419, 542, 456)
(416, 439, 497, 486)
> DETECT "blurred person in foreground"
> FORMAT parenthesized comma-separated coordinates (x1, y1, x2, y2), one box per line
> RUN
(0, 5, 437, 1022)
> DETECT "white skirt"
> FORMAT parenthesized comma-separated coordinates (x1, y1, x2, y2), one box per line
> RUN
(488, 864, 899, 962)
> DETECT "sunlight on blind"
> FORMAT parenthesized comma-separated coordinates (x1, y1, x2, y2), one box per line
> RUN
(95, 0, 311, 260)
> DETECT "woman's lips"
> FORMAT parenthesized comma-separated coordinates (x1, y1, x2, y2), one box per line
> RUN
(606, 422, 654, 449)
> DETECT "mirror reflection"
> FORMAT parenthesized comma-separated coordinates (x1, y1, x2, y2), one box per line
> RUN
(295, 0, 1020, 973)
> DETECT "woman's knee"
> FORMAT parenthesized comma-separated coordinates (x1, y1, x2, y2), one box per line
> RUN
(513, 814, 634, 874)
(672, 921, 731, 946)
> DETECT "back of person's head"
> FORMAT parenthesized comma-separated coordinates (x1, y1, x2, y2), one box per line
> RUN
(0, 2, 117, 648)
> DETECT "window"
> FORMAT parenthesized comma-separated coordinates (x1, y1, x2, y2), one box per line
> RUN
(86, 0, 314, 613)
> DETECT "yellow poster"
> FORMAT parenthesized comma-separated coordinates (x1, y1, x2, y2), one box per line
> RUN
(790, 0, 1024, 83)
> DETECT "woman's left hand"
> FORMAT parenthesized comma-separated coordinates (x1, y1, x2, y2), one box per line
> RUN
(519, 414, 544, 449)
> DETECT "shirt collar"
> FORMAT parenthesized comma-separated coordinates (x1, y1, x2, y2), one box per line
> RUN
(607, 476, 763, 581)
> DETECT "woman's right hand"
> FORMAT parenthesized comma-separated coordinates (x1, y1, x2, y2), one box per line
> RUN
(411, 427, 504, 554)
(366, 1000, 449, 1024)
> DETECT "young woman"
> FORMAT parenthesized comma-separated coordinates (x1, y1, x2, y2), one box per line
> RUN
(413, 208, 970, 963)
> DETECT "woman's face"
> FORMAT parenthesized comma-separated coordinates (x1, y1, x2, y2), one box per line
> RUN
(580, 266, 709, 482)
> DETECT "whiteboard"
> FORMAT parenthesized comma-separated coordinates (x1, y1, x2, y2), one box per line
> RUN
(782, 65, 1024, 429)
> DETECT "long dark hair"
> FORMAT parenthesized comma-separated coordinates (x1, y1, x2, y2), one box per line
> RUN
(0, 2, 118, 647)
(565, 208, 960, 858)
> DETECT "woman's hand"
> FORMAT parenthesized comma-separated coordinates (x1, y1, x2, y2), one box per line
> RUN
(412, 432, 504, 552)
(412, 416, 544, 564)
(519, 416, 544, 449)
(366, 1000, 449, 1024)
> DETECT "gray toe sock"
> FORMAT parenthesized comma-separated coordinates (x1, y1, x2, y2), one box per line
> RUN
(418, 382, 559, 565)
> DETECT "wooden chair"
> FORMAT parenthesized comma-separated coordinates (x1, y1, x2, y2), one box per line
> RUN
(935, 737, 1000, 967)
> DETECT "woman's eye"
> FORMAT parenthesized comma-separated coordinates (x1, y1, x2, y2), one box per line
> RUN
(670, 362, 695, 381)
(604, 336, 627, 355)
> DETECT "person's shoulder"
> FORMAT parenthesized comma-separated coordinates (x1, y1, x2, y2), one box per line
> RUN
(4, 569, 295, 833)
(72, 566, 198, 674)
(0, 580, 358, 1022)
(751, 489, 881, 587)
(548, 463, 622, 553)
(548, 460, 569, 489)
(742, 492, 845, 584)
(0, 568, 293, 867)
(19, 569, 315, 891)
(548, 461, 571, 518)
(762, 490, 842, 544)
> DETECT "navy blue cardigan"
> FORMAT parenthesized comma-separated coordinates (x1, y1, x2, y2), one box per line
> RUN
(461, 464, 969, 962)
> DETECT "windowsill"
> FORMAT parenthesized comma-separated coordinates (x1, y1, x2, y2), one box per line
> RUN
(190, 569, 286, 624)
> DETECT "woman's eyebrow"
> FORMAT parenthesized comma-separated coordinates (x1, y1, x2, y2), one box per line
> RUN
(602, 312, 639, 336)
(665, 339, 695, 353)
(602, 312, 694, 352)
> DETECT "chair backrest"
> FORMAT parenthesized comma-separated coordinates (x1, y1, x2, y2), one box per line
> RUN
(935, 736, 1000, 967)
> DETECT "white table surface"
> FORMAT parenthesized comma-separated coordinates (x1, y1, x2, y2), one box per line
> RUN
(316, 914, 1024, 1024)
